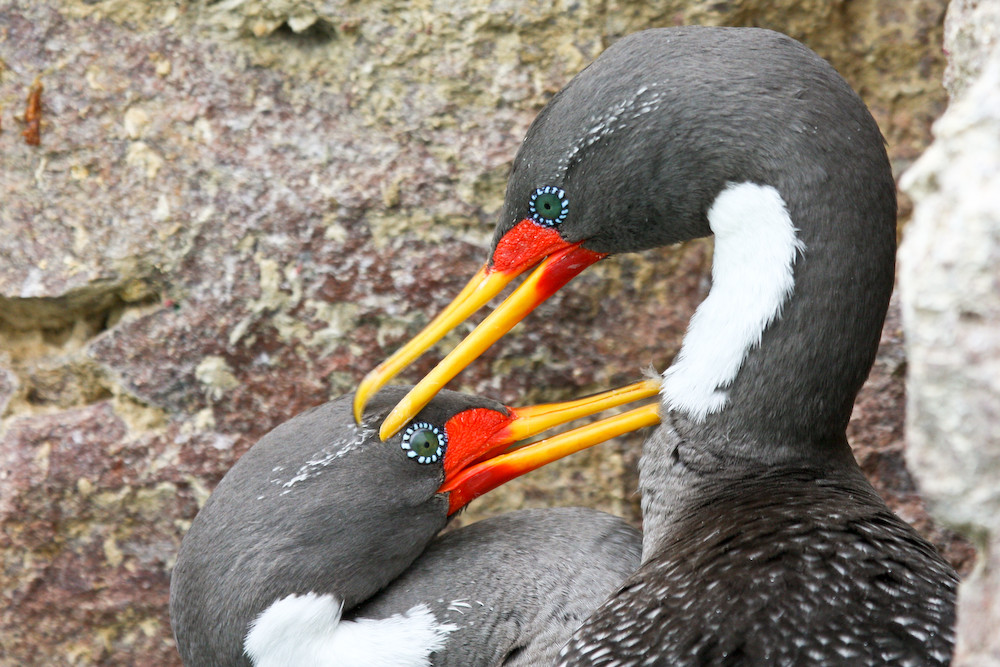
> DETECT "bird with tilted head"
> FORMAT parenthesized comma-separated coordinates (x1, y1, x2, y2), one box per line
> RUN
(170, 383, 657, 666)
(354, 26, 959, 665)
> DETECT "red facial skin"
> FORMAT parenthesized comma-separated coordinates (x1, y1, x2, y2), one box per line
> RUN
(491, 221, 574, 275)
(441, 408, 516, 481)
(489, 219, 607, 318)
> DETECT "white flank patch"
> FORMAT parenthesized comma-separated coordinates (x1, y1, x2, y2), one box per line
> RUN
(661, 182, 805, 421)
(244, 592, 457, 667)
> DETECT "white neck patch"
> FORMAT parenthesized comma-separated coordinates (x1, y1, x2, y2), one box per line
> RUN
(244, 592, 457, 667)
(661, 182, 804, 421)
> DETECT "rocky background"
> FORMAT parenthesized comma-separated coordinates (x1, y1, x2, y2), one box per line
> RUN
(901, 0, 1000, 664)
(0, 0, 985, 664)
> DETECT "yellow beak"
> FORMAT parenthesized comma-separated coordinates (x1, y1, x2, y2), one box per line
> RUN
(354, 238, 605, 439)
(442, 401, 661, 515)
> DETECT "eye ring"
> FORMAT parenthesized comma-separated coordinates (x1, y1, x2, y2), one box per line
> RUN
(529, 186, 569, 228)
(400, 422, 447, 465)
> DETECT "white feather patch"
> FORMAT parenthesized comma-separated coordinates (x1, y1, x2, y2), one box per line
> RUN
(244, 592, 457, 667)
(662, 182, 805, 421)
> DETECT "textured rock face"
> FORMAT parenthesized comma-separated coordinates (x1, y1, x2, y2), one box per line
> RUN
(0, 0, 968, 664)
(900, 1, 1000, 664)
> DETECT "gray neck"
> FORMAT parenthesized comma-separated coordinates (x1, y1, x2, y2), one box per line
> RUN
(638, 414, 874, 561)
(721, 173, 896, 448)
(661, 161, 896, 451)
(643, 167, 896, 557)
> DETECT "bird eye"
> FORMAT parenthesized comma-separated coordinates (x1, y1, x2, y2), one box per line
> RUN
(400, 422, 447, 464)
(529, 186, 569, 227)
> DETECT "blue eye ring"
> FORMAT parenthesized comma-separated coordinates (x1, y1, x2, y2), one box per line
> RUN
(529, 186, 569, 227)
(400, 422, 447, 464)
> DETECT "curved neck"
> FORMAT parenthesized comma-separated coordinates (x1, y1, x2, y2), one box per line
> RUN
(662, 182, 803, 421)
(661, 176, 896, 455)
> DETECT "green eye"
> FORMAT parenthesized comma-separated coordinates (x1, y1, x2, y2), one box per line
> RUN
(401, 422, 446, 464)
(529, 186, 569, 227)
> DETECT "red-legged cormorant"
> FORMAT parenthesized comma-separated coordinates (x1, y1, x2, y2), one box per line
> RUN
(354, 26, 960, 665)
(170, 384, 655, 665)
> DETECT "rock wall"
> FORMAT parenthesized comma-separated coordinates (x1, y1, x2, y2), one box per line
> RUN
(0, 0, 969, 664)
(900, 0, 1000, 664)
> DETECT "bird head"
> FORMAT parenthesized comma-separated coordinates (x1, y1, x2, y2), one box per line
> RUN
(353, 27, 891, 440)
(360, 384, 659, 516)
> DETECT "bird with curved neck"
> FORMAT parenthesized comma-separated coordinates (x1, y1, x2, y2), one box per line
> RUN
(170, 384, 656, 666)
(354, 26, 959, 665)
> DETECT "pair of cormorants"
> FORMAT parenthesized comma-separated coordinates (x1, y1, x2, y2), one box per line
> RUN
(171, 27, 958, 666)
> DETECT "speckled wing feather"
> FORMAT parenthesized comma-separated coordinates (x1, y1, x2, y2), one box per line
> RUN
(558, 470, 958, 666)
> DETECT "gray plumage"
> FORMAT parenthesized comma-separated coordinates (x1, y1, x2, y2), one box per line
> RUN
(169, 388, 640, 666)
(171, 388, 497, 665)
(560, 440, 956, 665)
(354, 507, 640, 667)
(483, 27, 958, 665)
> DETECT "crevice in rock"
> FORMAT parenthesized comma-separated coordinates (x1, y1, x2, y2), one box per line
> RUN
(0, 282, 140, 334)
(270, 18, 338, 47)
(0, 281, 162, 419)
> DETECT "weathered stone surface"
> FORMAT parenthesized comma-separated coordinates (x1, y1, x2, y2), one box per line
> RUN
(849, 296, 976, 571)
(901, 51, 1000, 542)
(940, 0, 1000, 97)
(900, 0, 1000, 663)
(0, 364, 17, 416)
(0, 0, 967, 663)
(0, 403, 185, 665)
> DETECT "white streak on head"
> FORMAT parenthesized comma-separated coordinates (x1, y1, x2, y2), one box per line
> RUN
(556, 84, 666, 176)
(662, 182, 805, 421)
(268, 423, 375, 494)
(245, 592, 457, 667)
